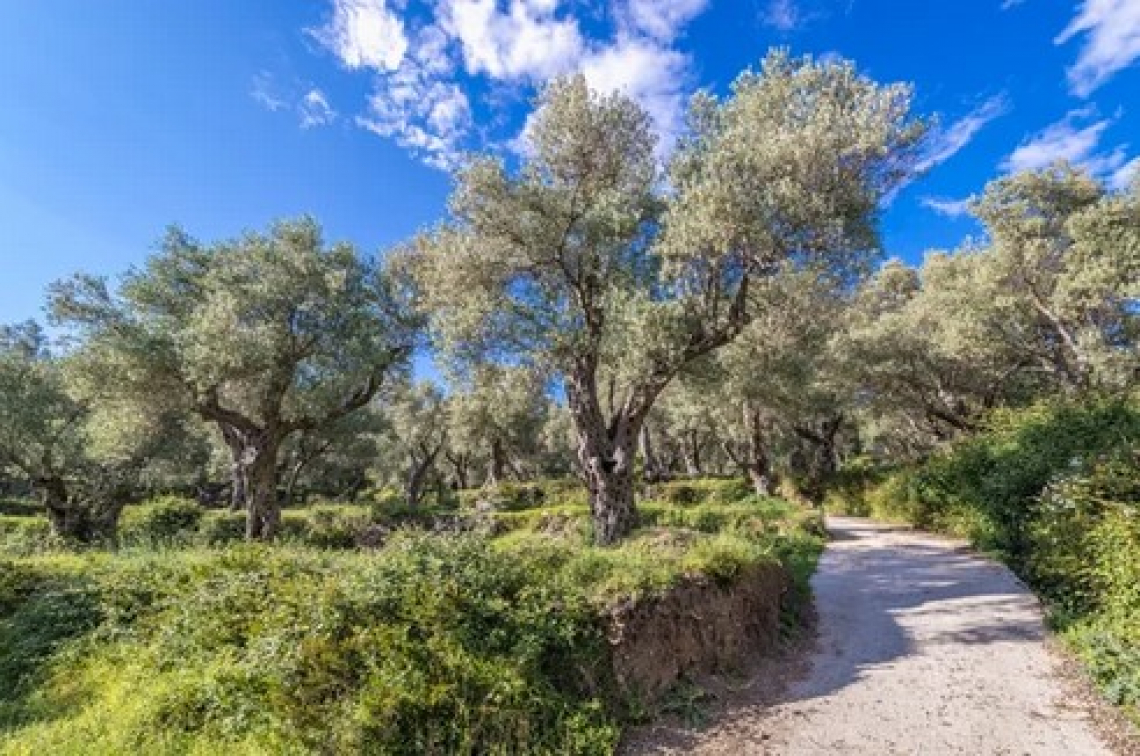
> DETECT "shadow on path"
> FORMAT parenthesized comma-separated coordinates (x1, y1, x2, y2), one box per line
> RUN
(630, 516, 1057, 754)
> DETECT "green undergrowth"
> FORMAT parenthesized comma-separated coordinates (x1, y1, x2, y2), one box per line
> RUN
(0, 486, 823, 755)
(828, 396, 1140, 724)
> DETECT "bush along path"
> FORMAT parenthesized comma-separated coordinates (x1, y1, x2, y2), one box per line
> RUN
(635, 517, 1122, 755)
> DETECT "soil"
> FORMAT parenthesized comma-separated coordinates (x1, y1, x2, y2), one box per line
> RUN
(606, 561, 788, 704)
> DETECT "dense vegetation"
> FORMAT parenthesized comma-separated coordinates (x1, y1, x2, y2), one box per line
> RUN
(0, 485, 821, 755)
(0, 48, 1137, 751)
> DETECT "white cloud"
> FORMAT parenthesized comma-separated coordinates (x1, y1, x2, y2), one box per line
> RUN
(1109, 156, 1140, 190)
(1056, 0, 1140, 96)
(299, 89, 338, 128)
(311, 0, 409, 72)
(623, 0, 709, 41)
(359, 70, 473, 168)
(579, 37, 691, 152)
(916, 94, 1010, 173)
(303, 0, 709, 170)
(441, 0, 584, 81)
(1002, 108, 1128, 175)
(920, 196, 973, 217)
(761, 0, 804, 31)
(1001, 0, 1026, 9)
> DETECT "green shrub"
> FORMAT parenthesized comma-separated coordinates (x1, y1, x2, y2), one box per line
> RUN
(0, 484, 823, 754)
(120, 497, 204, 545)
(0, 539, 621, 754)
(0, 500, 39, 518)
(199, 511, 246, 545)
(459, 480, 589, 512)
(0, 516, 56, 557)
(649, 478, 753, 507)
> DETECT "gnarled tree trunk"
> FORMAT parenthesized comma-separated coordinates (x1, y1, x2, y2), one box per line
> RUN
(243, 433, 281, 541)
(486, 436, 508, 486)
(794, 414, 843, 506)
(742, 403, 775, 496)
(683, 430, 703, 476)
(38, 474, 128, 543)
(566, 367, 645, 546)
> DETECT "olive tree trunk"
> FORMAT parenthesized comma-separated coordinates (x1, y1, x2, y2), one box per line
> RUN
(486, 436, 508, 486)
(794, 414, 843, 506)
(244, 434, 282, 540)
(566, 368, 645, 546)
(639, 423, 669, 484)
(742, 403, 775, 496)
(38, 474, 128, 543)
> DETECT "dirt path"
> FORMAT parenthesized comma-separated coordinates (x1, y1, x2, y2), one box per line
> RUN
(633, 516, 1120, 755)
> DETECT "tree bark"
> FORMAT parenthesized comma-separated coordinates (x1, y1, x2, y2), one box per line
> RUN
(683, 430, 702, 476)
(794, 414, 843, 506)
(445, 450, 471, 490)
(38, 475, 85, 540)
(580, 429, 639, 546)
(639, 422, 668, 484)
(742, 403, 774, 496)
(566, 366, 642, 546)
(230, 458, 248, 511)
(244, 434, 281, 540)
(221, 427, 248, 511)
(283, 458, 305, 506)
(405, 459, 431, 509)
(486, 436, 508, 486)
(38, 474, 126, 543)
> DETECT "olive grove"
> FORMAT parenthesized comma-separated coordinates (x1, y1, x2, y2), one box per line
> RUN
(403, 52, 926, 543)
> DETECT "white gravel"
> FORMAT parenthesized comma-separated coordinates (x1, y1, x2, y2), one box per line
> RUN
(635, 516, 1118, 755)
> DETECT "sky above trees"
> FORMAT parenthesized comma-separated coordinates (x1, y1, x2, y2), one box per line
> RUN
(2, 0, 1139, 328)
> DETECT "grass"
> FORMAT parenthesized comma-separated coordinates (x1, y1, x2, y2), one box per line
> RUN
(0, 483, 823, 754)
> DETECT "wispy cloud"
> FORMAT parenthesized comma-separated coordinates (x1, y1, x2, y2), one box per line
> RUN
(1002, 108, 1129, 177)
(1056, 0, 1140, 96)
(307, 0, 711, 170)
(251, 71, 288, 112)
(916, 94, 1010, 173)
(761, 0, 805, 32)
(920, 196, 973, 217)
(623, 0, 709, 41)
(299, 89, 337, 129)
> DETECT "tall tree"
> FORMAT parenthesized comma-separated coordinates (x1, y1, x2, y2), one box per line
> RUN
(406, 53, 924, 543)
(50, 218, 417, 539)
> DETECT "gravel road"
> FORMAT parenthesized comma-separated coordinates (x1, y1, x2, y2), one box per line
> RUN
(634, 516, 1120, 755)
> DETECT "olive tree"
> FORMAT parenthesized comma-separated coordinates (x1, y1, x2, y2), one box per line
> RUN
(406, 53, 925, 543)
(0, 324, 192, 541)
(374, 382, 448, 508)
(447, 365, 549, 487)
(49, 218, 417, 539)
(972, 164, 1140, 390)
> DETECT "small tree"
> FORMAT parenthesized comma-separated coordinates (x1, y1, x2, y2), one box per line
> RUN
(407, 53, 925, 543)
(50, 218, 417, 539)
(375, 382, 448, 508)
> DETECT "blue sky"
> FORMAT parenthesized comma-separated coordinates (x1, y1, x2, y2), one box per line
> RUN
(2, 0, 1139, 328)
